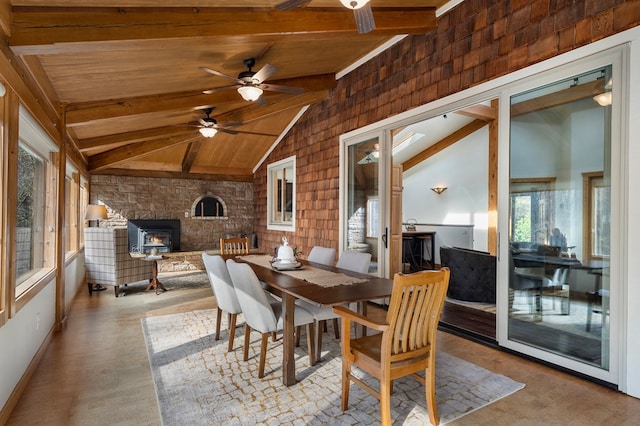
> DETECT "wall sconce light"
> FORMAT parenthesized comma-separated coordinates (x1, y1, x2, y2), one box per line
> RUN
(431, 186, 447, 195)
(0, 81, 6, 97)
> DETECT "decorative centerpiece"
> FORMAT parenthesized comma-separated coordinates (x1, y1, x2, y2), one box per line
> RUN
(276, 237, 296, 264)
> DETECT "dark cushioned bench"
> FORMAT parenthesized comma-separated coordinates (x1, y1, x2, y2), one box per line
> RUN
(440, 246, 496, 304)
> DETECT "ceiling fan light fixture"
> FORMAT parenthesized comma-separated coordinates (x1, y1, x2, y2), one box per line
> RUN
(199, 127, 218, 138)
(339, 0, 369, 9)
(237, 85, 263, 102)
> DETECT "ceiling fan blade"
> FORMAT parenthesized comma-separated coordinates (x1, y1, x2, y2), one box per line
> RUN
(217, 121, 243, 128)
(275, 0, 311, 11)
(259, 83, 304, 94)
(354, 3, 376, 34)
(199, 66, 242, 83)
(202, 85, 241, 95)
(218, 128, 239, 135)
(252, 64, 278, 84)
(197, 118, 209, 126)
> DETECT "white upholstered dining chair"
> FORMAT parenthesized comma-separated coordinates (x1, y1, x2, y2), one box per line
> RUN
(226, 259, 316, 378)
(307, 246, 336, 266)
(202, 253, 243, 352)
(336, 250, 372, 274)
(296, 246, 340, 358)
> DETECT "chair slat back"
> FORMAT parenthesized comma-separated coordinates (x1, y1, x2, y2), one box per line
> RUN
(385, 268, 450, 358)
(220, 237, 250, 255)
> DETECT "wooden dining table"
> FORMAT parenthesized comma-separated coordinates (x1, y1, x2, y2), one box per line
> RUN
(233, 254, 394, 387)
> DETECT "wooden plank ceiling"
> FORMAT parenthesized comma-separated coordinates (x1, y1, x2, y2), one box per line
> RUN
(5, 1, 448, 181)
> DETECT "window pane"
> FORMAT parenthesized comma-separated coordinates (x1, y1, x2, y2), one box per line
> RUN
(16, 144, 46, 287)
(508, 65, 612, 371)
(267, 156, 295, 231)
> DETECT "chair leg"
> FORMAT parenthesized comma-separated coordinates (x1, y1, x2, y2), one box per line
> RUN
(87, 282, 93, 295)
(295, 326, 301, 347)
(228, 313, 238, 352)
(215, 308, 223, 341)
(380, 378, 392, 426)
(258, 333, 269, 378)
(425, 364, 439, 426)
(333, 318, 340, 339)
(306, 323, 316, 366)
(314, 322, 323, 363)
(341, 359, 351, 411)
(323, 320, 328, 332)
(243, 324, 251, 362)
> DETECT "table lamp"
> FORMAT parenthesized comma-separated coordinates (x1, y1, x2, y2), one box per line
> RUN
(85, 204, 108, 227)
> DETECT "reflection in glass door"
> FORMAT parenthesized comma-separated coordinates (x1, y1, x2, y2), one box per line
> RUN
(508, 65, 612, 371)
(343, 136, 383, 276)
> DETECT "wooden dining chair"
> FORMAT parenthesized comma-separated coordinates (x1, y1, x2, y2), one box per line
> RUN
(333, 268, 450, 426)
(202, 253, 243, 352)
(226, 259, 317, 378)
(220, 236, 250, 255)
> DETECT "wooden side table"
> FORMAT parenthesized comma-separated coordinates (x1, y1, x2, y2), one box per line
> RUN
(143, 255, 167, 294)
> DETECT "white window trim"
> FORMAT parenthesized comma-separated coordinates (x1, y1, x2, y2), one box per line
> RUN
(267, 155, 296, 232)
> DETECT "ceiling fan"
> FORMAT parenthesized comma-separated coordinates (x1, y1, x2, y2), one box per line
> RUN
(275, 0, 375, 34)
(187, 108, 240, 137)
(200, 58, 304, 102)
(188, 108, 277, 138)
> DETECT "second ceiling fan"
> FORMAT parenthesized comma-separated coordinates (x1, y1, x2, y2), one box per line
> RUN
(188, 108, 275, 138)
(201, 58, 303, 102)
(275, 0, 375, 34)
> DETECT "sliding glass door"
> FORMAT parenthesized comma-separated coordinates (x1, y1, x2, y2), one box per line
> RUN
(502, 56, 621, 382)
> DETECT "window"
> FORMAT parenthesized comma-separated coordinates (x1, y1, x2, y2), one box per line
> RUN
(64, 162, 80, 256)
(583, 172, 609, 260)
(267, 156, 295, 231)
(15, 105, 59, 296)
(79, 177, 88, 247)
(509, 178, 555, 250)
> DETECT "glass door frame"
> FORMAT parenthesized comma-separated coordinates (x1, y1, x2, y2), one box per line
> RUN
(496, 47, 627, 385)
(339, 129, 390, 278)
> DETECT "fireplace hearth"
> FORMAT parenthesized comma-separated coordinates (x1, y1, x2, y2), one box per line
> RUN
(128, 219, 180, 254)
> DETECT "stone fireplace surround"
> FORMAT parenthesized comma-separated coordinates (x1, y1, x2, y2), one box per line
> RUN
(89, 175, 256, 272)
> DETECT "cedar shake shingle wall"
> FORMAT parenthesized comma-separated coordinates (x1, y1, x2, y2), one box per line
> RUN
(254, 0, 639, 257)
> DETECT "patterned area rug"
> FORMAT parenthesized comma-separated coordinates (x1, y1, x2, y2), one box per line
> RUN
(141, 309, 524, 425)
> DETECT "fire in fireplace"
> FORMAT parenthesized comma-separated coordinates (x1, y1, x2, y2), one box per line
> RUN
(128, 219, 180, 253)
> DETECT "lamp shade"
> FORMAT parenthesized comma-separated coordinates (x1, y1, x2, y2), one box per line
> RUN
(237, 85, 263, 101)
(199, 127, 218, 138)
(85, 204, 108, 221)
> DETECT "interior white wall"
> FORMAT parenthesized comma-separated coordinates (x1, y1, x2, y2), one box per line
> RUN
(0, 283, 56, 411)
(402, 126, 489, 251)
(65, 255, 86, 308)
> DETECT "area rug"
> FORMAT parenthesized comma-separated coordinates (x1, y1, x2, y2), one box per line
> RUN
(141, 309, 524, 425)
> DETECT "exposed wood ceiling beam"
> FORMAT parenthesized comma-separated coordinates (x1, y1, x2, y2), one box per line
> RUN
(78, 90, 327, 152)
(88, 133, 200, 171)
(91, 167, 254, 182)
(511, 79, 604, 117)
(10, 7, 437, 54)
(181, 140, 202, 173)
(65, 74, 336, 125)
(213, 89, 329, 124)
(78, 126, 194, 152)
(455, 104, 496, 121)
(402, 119, 487, 171)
